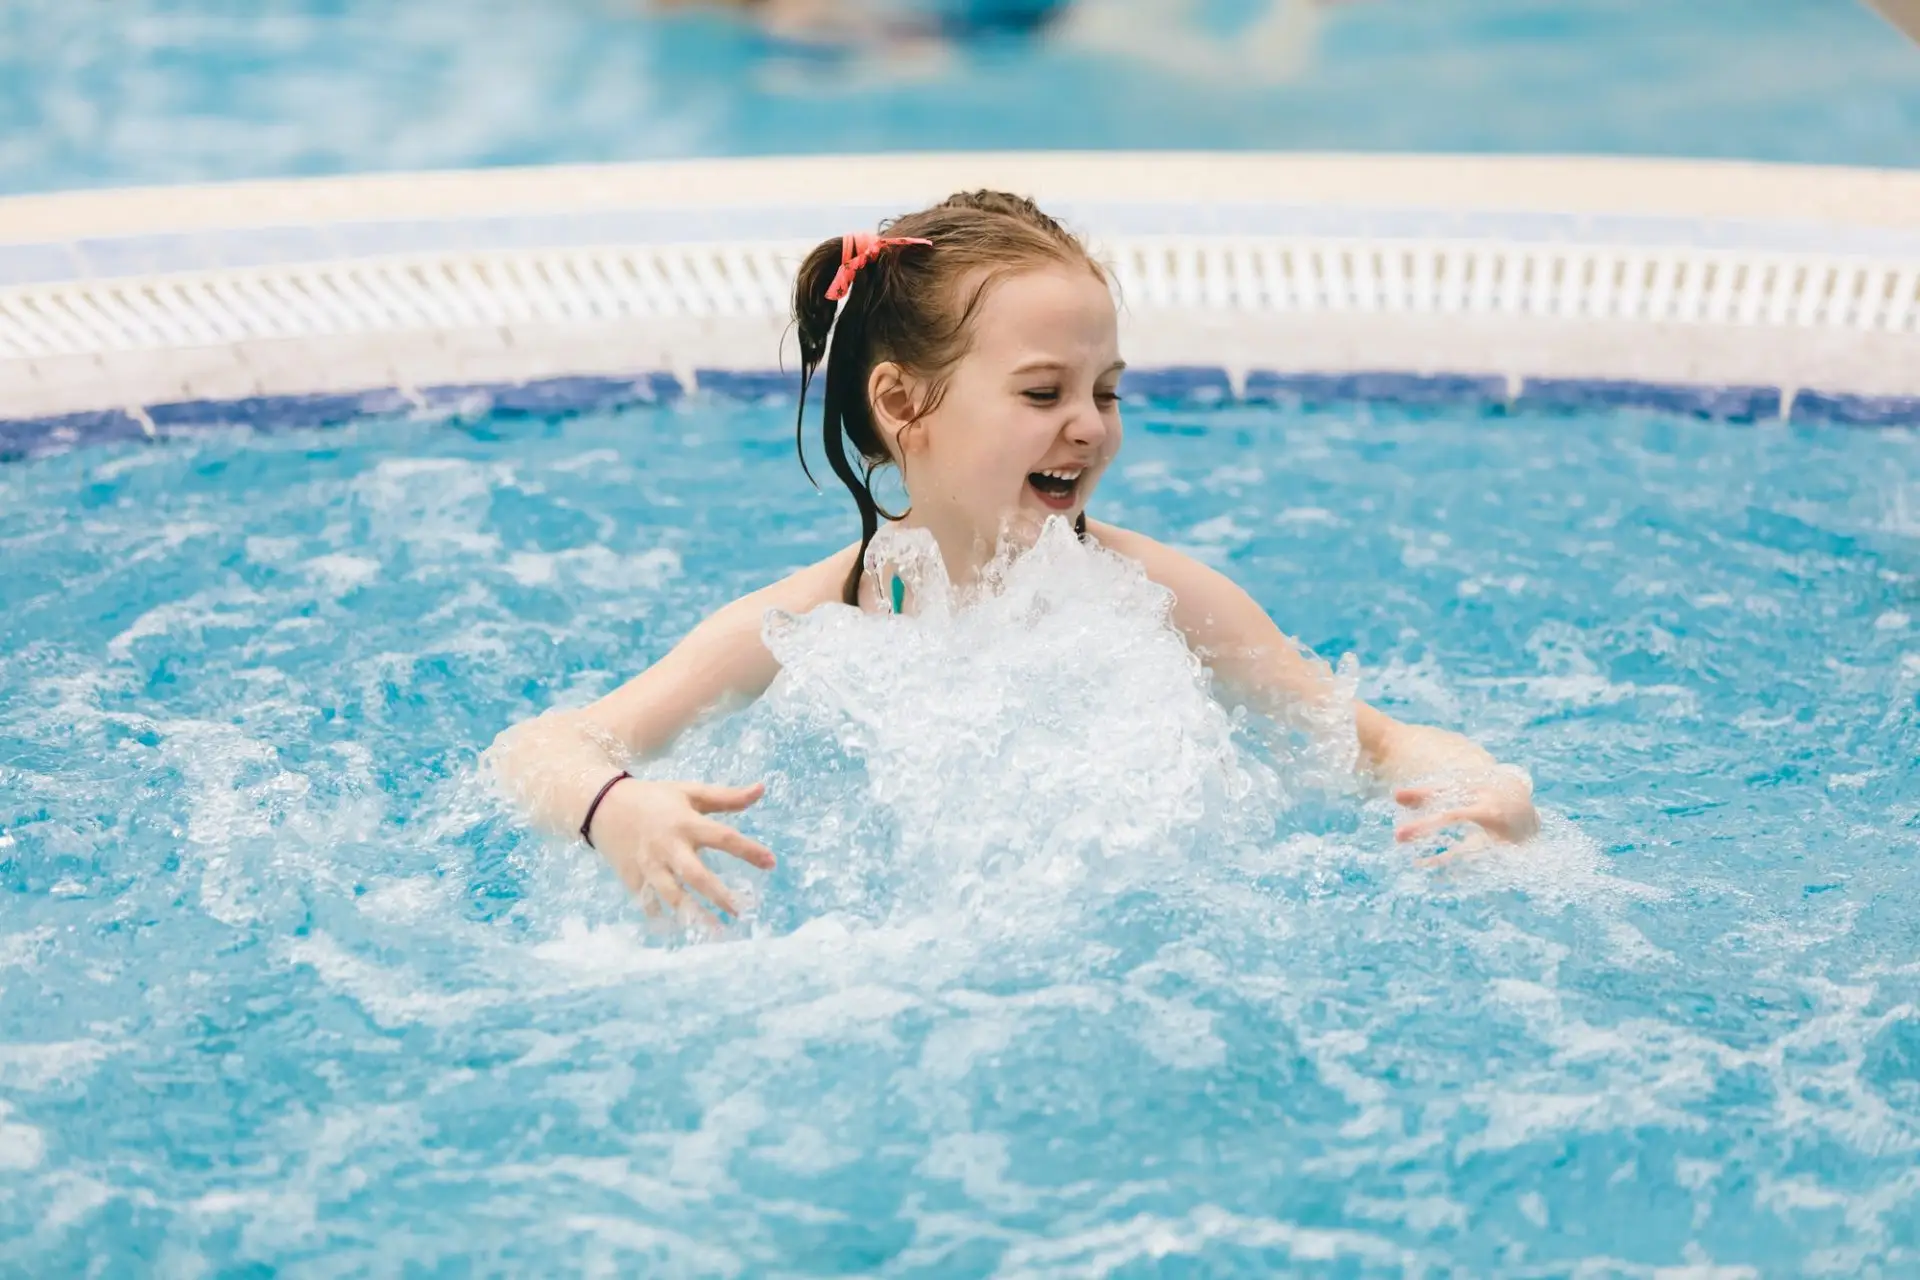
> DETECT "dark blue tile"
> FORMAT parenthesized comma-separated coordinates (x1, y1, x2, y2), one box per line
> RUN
(1246, 370, 1507, 407)
(417, 373, 682, 419)
(1789, 390, 1920, 428)
(1120, 366, 1233, 405)
(145, 389, 411, 431)
(696, 368, 800, 400)
(1518, 378, 1781, 423)
(0, 409, 147, 459)
(0, 242, 84, 286)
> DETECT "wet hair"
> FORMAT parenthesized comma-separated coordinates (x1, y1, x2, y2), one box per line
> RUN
(791, 190, 1106, 606)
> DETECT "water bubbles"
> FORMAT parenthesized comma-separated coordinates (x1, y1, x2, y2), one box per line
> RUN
(7, 403, 1918, 1271)
(653, 517, 1314, 935)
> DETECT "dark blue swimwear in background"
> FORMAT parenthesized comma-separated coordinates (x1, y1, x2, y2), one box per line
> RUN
(739, 0, 1073, 50)
(930, 0, 1073, 38)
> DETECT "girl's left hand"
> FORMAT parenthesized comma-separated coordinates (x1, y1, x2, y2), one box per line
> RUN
(1393, 771, 1540, 848)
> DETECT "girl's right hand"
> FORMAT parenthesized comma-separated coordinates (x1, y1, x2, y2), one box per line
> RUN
(589, 779, 775, 928)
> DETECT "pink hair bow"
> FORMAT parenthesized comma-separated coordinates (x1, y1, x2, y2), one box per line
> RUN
(825, 232, 932, 301)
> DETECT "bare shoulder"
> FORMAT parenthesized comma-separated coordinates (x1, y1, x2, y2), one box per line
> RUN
(1086, 516, 1297, 659)
(643, 540, 860, 670)
(577, 542, 861, 749)
(1086, 519, 1329, 706)
(1085, 519, 1242, 614)
(734, 541, 862, 617)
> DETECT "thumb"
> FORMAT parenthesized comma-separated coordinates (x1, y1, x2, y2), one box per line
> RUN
(682, 780, 767, 814)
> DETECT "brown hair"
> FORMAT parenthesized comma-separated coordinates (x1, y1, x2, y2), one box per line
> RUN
(791, 190, 1106, 605)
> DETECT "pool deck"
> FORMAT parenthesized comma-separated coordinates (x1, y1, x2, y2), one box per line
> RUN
(1, 153, 1916, 439)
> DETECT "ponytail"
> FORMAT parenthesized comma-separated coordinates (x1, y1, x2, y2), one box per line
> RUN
(791, 235, 922, 606)
(791, 237, 842, 495)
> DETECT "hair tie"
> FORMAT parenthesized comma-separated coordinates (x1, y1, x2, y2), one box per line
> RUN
(825, 232, 932, 302)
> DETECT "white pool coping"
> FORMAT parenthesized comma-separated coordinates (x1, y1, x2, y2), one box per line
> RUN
(1, 152, 1917, 436)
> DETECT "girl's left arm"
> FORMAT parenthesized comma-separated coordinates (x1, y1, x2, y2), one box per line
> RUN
(1093, 522, 1540, 846)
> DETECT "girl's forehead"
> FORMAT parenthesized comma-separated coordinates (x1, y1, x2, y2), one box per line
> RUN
(969, 265, 1118, 361)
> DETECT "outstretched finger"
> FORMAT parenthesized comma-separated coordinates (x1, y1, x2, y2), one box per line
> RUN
(643, 862, 720, 934)
(613, 855, 649, 898)
(673, 851, 741, 918)
(1395, 807, 1482, 843)
(692, 818, 777, 870)
(1394, 786, 1437, 808)
(642, 863, 688, 913)
(683, 781, 766, 815)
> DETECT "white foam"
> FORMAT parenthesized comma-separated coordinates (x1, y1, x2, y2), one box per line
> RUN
(733, 518, 1311, 929)
(350, 456, 511, 559)
(501, 545, 680, 591)
(0, 1040, 116, 1091)
(107, 586, 268, 660)
(997, 1204, 1420, 1274)
(38, 1174, 117, 1234)
(0, 1103, 45, 1172)
(0, 927, 55, 972)
(282, 931, 509, 1028)
(559, 1214, 744, 1276)
(303, 552, 380, 593)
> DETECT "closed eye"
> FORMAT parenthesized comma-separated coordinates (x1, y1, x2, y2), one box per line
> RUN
(1022, 388, 1060, 405)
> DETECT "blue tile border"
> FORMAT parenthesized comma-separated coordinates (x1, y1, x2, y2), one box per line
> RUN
(145, 389, 416, 431)
(694, 368, 802, 400)
(3, 368, 1918, 460)
(1789, 389, 1920, 428)
(1516, 377, 1781, 423)
(415, 373, 682, 418)
(1119, 366, 1234, 405)
(0, 408, 147, 460)
(1248, 371, 1508, 407)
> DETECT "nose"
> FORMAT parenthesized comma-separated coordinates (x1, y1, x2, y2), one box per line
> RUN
(1064, 397, 1110, 450)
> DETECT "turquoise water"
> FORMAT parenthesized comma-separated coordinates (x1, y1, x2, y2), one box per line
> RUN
(1, 0, 1916, 195)
(3, 399, 1919, 1272)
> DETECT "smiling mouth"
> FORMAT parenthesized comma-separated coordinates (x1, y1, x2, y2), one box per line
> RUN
(1028, 468, 1082, 510)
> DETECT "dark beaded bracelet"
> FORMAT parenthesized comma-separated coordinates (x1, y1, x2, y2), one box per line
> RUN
(579, 771, 632, 848)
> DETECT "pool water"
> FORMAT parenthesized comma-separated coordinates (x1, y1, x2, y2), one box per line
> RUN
(3, 397, 1918, 1273)
(2, 0, 1917, 196)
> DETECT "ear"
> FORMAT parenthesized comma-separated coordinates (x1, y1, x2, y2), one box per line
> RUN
(867, 361, 926, 457)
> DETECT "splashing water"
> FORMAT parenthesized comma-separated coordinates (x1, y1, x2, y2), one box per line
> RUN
(722, 519, 1304, 924)
(3, 400, 1919, 1274)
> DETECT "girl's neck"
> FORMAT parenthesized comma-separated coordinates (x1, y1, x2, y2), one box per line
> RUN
(891, 508, 997, 590)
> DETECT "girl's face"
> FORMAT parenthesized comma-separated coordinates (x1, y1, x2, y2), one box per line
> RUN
(882, 262, 1125, 561)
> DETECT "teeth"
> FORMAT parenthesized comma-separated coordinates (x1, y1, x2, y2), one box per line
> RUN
(1037, 468, 1082, 481)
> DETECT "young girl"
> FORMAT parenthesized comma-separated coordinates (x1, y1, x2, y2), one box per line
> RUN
(489, 190, 1539, 926)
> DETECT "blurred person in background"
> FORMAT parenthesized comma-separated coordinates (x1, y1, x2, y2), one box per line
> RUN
(649, 0, 1355, 83)
(1864, 0, 1920, 42)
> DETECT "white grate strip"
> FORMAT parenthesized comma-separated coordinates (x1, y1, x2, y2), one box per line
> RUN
(0, 236, 1917, 365)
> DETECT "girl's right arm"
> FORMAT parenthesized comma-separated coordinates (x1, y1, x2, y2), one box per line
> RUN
(485, 545, 859, 923)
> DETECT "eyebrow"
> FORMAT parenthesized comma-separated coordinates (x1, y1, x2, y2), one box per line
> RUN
(1011, 359, 1129, 376)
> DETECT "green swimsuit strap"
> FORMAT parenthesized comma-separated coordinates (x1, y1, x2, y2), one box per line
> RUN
(890, 574, 905, 615)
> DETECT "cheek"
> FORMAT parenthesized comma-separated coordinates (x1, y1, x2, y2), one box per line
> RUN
(919, 421, 1004, 495)
(950, 407, 1032, 482)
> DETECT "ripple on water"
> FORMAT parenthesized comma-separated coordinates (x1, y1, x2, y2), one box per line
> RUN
(1, 405, 1917, 1272)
